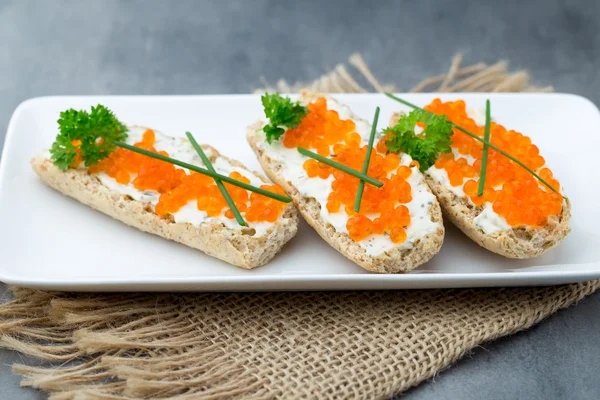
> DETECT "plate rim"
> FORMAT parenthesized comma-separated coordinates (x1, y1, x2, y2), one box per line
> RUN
(2, 92, 599, 291)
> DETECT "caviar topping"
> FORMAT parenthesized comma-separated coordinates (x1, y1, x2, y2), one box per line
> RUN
(90, 129, 287, 223)
(281, 98, 414, 244)
(421, 99, 562, 227)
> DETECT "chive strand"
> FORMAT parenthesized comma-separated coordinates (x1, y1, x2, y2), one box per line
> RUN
(477, 100, 491, 197)
(114, 141, 292, 203)
(384, 92, 564, 197)
(452, 124, 566, 198)
(354, 107, 380, 212)
(185, 132, 246, 226)
(297, 147, 383, 188)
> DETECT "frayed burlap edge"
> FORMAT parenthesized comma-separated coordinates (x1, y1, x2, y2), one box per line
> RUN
(0, 53, 596, 400)
(256, 53, 554, 94)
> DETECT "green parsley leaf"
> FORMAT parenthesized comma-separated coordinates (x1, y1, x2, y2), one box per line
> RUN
(384, 109, 453, 172)
(261, 93, 308, 143)
(50, 105, 128, 170)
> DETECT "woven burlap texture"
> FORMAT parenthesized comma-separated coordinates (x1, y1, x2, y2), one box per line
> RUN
(1, 53, 597, 400)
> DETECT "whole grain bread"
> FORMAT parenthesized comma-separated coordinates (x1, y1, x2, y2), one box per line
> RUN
(246, 93, 444, 273)
(389, 112, 571, 259)
(31, 145, 298, 269)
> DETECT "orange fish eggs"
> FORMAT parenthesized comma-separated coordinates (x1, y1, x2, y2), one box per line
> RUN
(290, 97, 414, 244)
(90, 129, 286, 223)
(345, 206, 410, 243)
(425, 99, 562, 227)
(283, 97, 358, 150)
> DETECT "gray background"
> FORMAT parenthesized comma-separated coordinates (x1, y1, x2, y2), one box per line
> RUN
(1, 0, 599, 399)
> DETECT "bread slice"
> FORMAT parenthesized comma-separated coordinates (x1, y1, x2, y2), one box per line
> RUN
(247, 93, 444, 273)
(31, 143, 298, 269)
(390, 112, 571, 259)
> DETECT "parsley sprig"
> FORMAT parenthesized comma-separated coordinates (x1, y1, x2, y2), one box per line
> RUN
(50, 105, 128, 170)
(261, 93, 308, 143)
(383, 109, 453, 172)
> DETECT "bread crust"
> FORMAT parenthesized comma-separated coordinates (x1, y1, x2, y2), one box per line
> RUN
(31, 145, 298, 269)
(390, 112, 571, 259)
(246, 93, 444, 274)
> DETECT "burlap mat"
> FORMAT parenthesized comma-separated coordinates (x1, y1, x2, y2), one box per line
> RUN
(1, 54, 598, 400)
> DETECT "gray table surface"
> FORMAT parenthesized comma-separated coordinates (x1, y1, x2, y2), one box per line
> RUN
(1, 1, 599, 399)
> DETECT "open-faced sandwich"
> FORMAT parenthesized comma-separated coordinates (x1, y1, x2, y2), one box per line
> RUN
(385, 94, 570, 258)
(31, 105, 298, 269)
(247, 92, 445, 273)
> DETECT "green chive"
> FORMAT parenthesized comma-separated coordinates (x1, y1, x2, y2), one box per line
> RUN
(477, 100, 492, 196)
(185, 132, 246, 226)
(384, 92, 564, 198)
(114, 141, 292, 203)
(297, 147, 383, 188)
(384, 93, 422, 111)
(354, 107, 380, 212)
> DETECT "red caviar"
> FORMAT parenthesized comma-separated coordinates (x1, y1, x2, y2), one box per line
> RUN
(420, 99, 562, 227)
(284, 98, 413, 243)
(89, 129, 286, 222)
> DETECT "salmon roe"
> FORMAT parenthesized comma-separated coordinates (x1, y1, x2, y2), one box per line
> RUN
(284, 98, 413, 243)
(89, 129, 286, 223)
(419, 99, 562, 227)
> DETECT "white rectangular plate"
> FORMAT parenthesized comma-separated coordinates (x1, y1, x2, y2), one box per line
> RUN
(1, 93, 599, 291)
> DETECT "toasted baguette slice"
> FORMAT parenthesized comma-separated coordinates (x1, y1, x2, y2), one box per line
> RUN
(247, 92, 444, 273)
(31, 140, 298, 269)
(390, 112, 571, 259)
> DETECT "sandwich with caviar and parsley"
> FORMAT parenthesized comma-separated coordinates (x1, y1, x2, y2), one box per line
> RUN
(247, 92, 445, 274)
(31, 105, 298, 268)
(384, 94, 570, 258)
